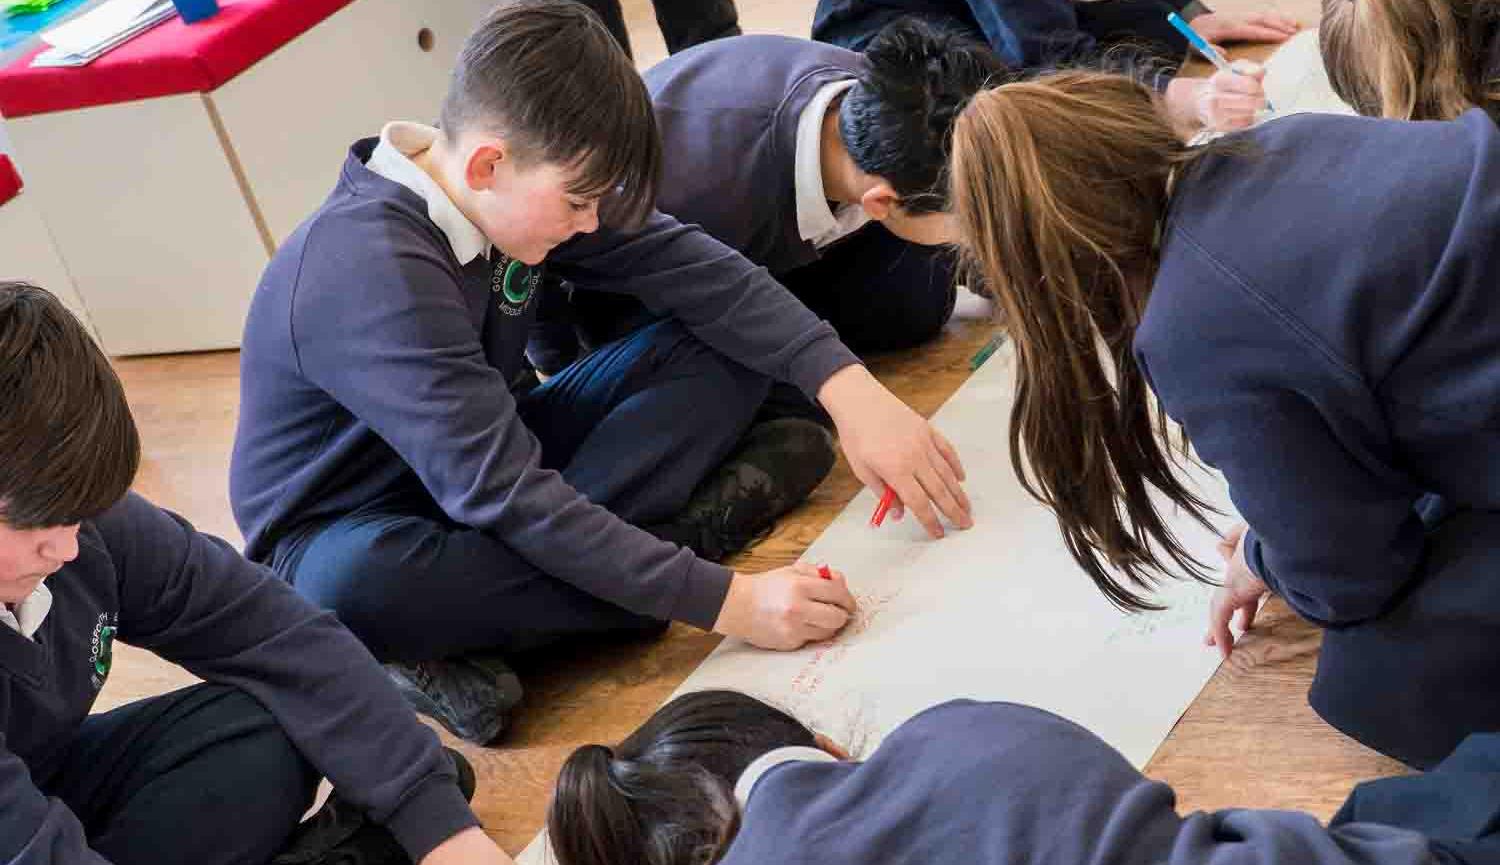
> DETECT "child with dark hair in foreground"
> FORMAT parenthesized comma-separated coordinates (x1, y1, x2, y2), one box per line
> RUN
(0, 282, 510, 865)
(548, 689, 1500, 865)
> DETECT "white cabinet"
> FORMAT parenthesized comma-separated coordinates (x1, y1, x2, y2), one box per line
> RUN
(5, 0, 495, 355)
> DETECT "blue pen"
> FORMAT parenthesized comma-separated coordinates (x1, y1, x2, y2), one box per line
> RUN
(1166, 12, 1275, 113)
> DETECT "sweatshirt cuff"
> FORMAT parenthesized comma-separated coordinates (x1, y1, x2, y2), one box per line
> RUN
(1242, 529, 1282, 597)
(671, 559, 734, 631)
(384, 774, 482, 862)
(786, 330, 861, 402)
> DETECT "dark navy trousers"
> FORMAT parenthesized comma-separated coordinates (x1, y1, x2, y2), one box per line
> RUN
(37, 684, 319, 865)
(276, 320, 769, 662)
(573, 0, 740, 58)
(1311, 507, 1500, 770)
(779, 222, 959, 355)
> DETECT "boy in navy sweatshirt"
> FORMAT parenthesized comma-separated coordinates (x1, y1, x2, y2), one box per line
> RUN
(527, 22, 999, 377)
(231, 0, 972, 745)
(0, 283, 513, 865)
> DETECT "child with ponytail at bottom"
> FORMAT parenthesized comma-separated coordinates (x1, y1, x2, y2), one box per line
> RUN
(547, 689, 1500, 864)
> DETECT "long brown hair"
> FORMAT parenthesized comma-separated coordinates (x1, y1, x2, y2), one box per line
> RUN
(950, 72, 1220, 611)
(1320, 0, 1500, 120)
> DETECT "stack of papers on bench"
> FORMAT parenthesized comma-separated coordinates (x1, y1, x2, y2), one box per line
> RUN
(32, 0, 174, 67)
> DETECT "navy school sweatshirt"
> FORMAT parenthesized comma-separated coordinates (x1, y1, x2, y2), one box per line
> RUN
(724, 700, 1435, 864)
(645, 36, 866, 278)
(1135, 109, 1500, 627)
(230, 139, 859, 630)
(0, 494, 475, 864)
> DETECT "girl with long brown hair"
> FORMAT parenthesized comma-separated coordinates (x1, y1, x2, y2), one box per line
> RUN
(951, 70, 1500, 769)
(1319, 0, 1500, 121)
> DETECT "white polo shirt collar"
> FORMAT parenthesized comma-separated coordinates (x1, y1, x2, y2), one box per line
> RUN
(733, 745, 839, 810)
(366, 121, 492, 265)
(0, 583, 52, 641)
(794, 79, 871, 249)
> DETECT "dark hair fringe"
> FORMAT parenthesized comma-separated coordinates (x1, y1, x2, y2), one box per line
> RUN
(440, 0, 661, 228)
(0, 282, 139, 528)
(839, 17, 1006, 214)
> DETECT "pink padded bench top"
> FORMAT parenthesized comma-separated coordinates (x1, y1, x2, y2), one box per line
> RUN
(0, 155, 21, 206)
(0, 0, 354, 118)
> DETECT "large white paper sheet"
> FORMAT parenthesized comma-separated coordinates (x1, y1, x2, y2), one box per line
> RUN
(519, 343, 1236, 864)
(1262, 28, 1355, 117)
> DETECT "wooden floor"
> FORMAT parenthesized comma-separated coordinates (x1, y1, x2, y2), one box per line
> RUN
(99, 0, 1407, 856)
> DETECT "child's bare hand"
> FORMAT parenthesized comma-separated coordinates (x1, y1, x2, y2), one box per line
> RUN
(1163, 61, 1268, 134)
(715, 564, 857, 650)
(1204, 524, 1268, 660)
(818, 365, 971, 539)
(420, 827, 515, 865)
(1192, 11, 1302, 44)
(1200, 60, 1268, 130)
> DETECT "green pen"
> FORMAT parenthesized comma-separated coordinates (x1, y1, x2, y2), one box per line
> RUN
(970, 334, 1006, 371)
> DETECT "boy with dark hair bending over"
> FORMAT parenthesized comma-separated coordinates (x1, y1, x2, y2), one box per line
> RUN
(231, 0, 972, 746)
(530, 18, 1002, 375)
(0, 283, 511, 865)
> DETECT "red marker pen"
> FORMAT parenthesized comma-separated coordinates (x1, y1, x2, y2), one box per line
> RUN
(869, 487, 897, 527)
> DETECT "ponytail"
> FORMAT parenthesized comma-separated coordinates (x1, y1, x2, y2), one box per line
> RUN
(950, 71, 1221, 611)
(547, 691, 820, 865)
(549, 744, 738, 865)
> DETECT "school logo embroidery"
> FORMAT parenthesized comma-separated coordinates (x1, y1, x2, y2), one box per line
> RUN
(89, 613, 117, 689)
(491, 255, 540, 317)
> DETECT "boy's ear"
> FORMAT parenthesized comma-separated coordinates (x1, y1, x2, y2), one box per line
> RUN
(463, 139, 508, 192)
(859, 181, 901, 221)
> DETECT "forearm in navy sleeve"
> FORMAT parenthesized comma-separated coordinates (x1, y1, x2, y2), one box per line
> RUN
(97, 495, 479, 862)
(0, 745, 111, 865)
(1156, 369, 1423, 627)
(292, 242, 732, 628)
(549, 211, 860, 400)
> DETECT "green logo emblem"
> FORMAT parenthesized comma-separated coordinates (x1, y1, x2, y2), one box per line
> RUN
(94, 625, 115, 676)
(502, 259, 533, 304)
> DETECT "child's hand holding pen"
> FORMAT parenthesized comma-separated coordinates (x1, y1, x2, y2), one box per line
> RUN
(1198, 59, 1270, 131)
(1165, 11, 1285, 133)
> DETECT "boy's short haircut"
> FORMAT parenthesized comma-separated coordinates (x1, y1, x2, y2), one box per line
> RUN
(839, 18, 1007, 215)
(0, 282, 139, 529)
(439, 0, 662, 227)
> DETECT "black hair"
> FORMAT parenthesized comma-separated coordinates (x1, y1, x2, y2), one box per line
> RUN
(547, 690, 820, 865)
(0, 282, 139, 528)
(839, 17, 1007, 214)
(439, 0, 661, 227)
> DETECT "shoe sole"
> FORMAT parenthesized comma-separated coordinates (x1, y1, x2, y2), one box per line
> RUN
(387, 669, 506, 746)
